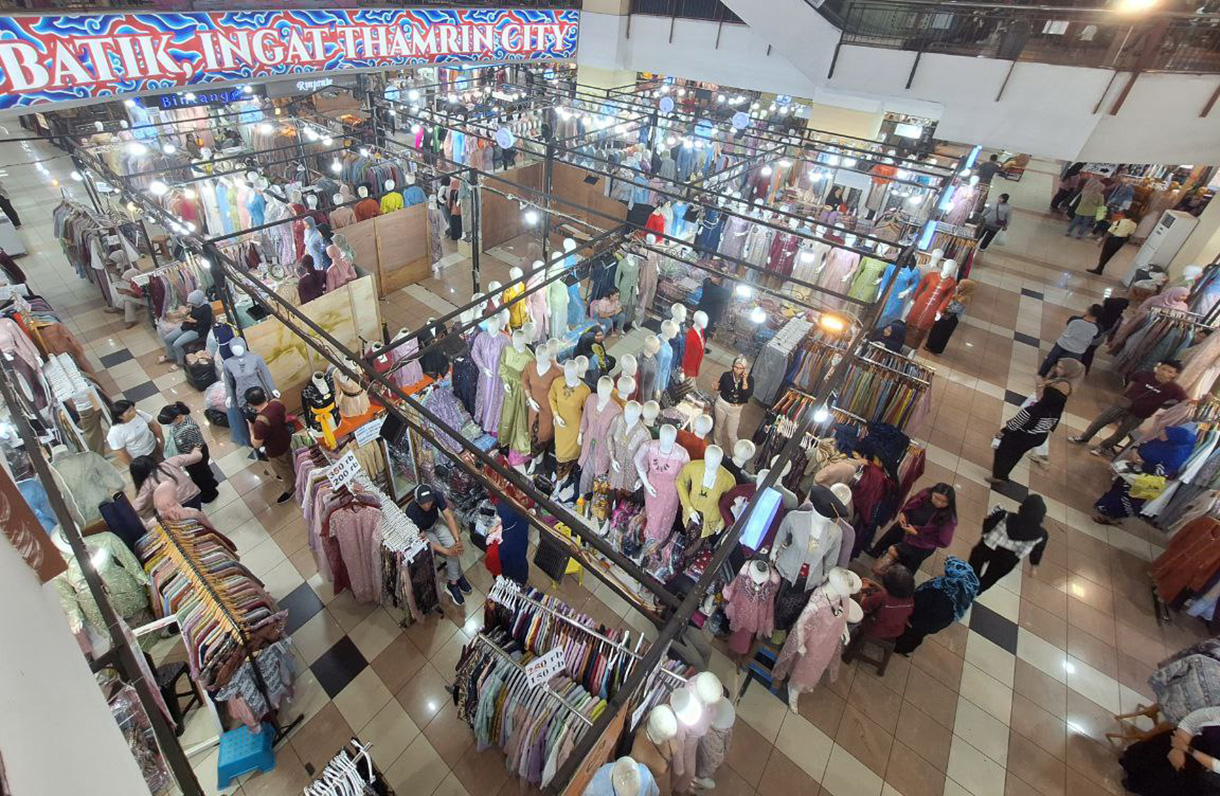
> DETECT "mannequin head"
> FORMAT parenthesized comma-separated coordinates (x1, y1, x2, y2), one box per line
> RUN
(357, 185, 369, 199)
(563, 237, 577, 253)
(825, 567, 862, 598)
(575, 355, 590, 377)
(509, 266, 524, 281)
(693, 414, 713, 440)
(748, 558, 770, 584)
(623, 400, 642, 427)
(691, 672, 724, 706)
(610, 758, 641, 796)
(670, 303, 688, 325)
(485, 310, 506, 335)
(384, 179, 396, 192)
(332, 192, 343, 206)
(563, 359, 581, 387)
(659, 423, 678, 448)
(512, 329, 528, 352)
(616, 375, 636, 399)
(643, 336, 661, 358)
(462, 292, 484, 326)
(660, 320, 678, 342)
(522, 321, 537, 341)
(642, 400, 660, 427)
(537, 342, 554, 365)
(596, 375, 614, 402)
(692, 310, 709, 330)
(405, 172, 415, 185)
(710, 698, 735, 731)
(645, 706, 679, 745)
(620, 353, 638, 378)
(305, 194, 318, 209)
(230, 340, 247, 357)
(768, 456, 793, 480)
(940, 259, 956, 279)
(704, 444, 724, 471)
(829, 483, 853, 513)
(669, 686, 702, 727)
(732, 439, 755, 467)
(928, 247, 944, 263)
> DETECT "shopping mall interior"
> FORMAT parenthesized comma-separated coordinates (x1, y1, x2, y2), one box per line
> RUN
(3, 2, 1220, 796)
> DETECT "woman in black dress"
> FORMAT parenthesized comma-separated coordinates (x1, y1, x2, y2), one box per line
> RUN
(924, 278, 977, 354)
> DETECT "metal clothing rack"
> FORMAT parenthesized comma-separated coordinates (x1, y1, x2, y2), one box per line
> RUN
(151, 515, 304, 745)
(471, 632, 595, 726)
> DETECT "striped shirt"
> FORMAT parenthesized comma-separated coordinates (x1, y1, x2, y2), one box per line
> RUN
(981, 507, 1047, 564)
(172, 417, 206, 455)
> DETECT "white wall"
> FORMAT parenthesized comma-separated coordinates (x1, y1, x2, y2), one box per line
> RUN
(586, 10, 1220, 163)
(0, 536, 153, 795)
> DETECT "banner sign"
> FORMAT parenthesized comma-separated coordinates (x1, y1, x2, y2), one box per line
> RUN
(0, 8, 580, 111)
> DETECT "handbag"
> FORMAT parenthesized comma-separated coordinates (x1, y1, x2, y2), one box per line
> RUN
(1129, 474, 1168, 500)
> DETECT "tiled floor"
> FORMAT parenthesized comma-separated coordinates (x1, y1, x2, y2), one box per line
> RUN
(6, 127, 1209, 796)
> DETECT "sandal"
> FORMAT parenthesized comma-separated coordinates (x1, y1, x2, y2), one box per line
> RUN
(1092, 513, 1119, 526)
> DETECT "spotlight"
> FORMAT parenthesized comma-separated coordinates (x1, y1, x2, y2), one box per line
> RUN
(408, 89, 420, 101)
(735, 284, 753, 298)
(813, 403, 830, 423)
(69, 171, 83, 181)
(322, 136, 334, 146)
(330, 159, 342, 174)
(524, 209, 540, 225)
(242, 85, 253, 94)
(761, 166, 773, 177)
(184, 189, 197, 200)
(123, 99, 136, 108)
(749, 306, 766, 324)
(126, 142, 148, 155)
(819, 314, 847, 334)
(359, 148, 370, 157)
(148, 180, 168, 196)
(163, 143, 176, 155)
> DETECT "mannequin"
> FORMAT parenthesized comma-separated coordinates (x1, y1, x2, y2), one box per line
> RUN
(52, 529, 153, 648)
(828, 483, 857, 567)
(726, 439, 756, 483)
(634, 424, 691, 558)
(47, 444, 124, 528)
(472, 311, 511, 434)
(223, 340, 277, 420)
(695, 693, 736, 790)
(584, 757, 658, 796)
(575, 355, 590, 381)
(669, 304, 689, 373)
(773, 567, 861, 712)
(380, 178, 404, 214)
(656, 321, 677, 397)
(876, 255, 922, 327)
(502, 266, 528, 329)
(639, 243, 661, 323)
(682, 311, 708, 379)
(641, 400, 660, 430)
(425, 193, 446, 272)
(354, 184, 380, 221)
(481, 282, 503, 325)
(246, 179, 267, 227)
(329, 190, 355, 229)
(302, 370, 341, 447)
(498, 329, 536, 456)
(578, 376, 623, 494)
(325, 243, 357, 292)
(402, 172, 426, 206)
(676, 413, 713, 461)
(722, 557, 781, 665)
(772, 484, 845, 592)
(525, 262, 550, 341)
(549, 360, 591, 465)
(334, 359, 370, 419)
(675, 444, 737, 539)
(547, 256, 570, 339)
(615, 375, 637, 407)
(668, 686, 710, 796)
(638, 336, 661, 401)
(615, 252, 642, 327)
(905, 258, 958, 349)
(764, 459, 800, 509)
(631, 706, 678, 796)
(606, 400, 651, 492)
(522, 338, 562, 453)
(620, 353, 639, 392)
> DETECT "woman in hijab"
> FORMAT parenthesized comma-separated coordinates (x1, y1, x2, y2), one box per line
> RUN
(158, 290, 211, 369)
(575, 326, 615, 384)
(1081, 295, 1129, 371)
(331, 232, 358, 265)
(1067, 177, 1107, 238)
(894, 556, 979, 655)
(418, 321, 451, 379)
(1110, 286, 1191, 352)
(969, 495, 1049, 593)
(296, 255, 326, 304)
(867, 320, 908, 353)
(1093, 425, 1195, 524)
(303, 217, 331, 270)
(924, 279, 976, 354)
(324, 244, 357, 292)
(989, 358, 1083, 483)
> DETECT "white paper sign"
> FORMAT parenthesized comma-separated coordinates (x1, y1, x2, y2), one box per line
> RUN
(630, 700, 649, 731)
(525, 649, 566, 687)
(326, 450, 362, 489)
(403, 533, 428, 563)
(353, 417, 385, 447)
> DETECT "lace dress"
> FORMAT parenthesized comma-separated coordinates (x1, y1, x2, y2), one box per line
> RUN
(772, 587, 849, 693)
(722, 566, 781, 655)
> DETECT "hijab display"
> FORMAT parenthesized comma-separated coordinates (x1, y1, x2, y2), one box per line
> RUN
(302, 370, 341, 448)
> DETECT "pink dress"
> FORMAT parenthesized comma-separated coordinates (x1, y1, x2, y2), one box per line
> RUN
(637, 440, 690, 543)
(471, 330, 510, 434)
(722, 566, 781, 655)
(578, 396, 622, 493)
(816, 250, 861, 309)
(772, 587, 848, 693)
(605, 416, 652, 492)
(389, 338, 424, 388)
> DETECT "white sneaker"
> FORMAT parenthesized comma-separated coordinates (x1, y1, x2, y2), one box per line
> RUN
(694, 779, 716, 790)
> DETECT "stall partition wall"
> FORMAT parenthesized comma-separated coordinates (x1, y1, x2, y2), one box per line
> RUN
(481, 163, 544, 250)
(337, 204, 431, 296)
(552, 163, 630, 228)
(243, 274, 381, 408)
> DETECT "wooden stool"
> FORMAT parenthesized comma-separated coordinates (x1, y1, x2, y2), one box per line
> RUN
(151, 234, 172, 260)
(842, 632, 896, 676)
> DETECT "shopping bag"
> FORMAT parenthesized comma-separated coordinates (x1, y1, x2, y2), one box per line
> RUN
(994, 229, 1008, 246)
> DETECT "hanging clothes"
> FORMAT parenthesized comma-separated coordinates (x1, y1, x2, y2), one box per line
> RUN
(498, 345, 535, 456)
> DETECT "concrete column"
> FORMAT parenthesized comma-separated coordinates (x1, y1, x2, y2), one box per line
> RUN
(1170, 199, 1220, 277)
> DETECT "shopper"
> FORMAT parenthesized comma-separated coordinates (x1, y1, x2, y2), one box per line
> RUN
(866, 319, 907, 353)
(1089, 211, 1139, 275)
(990, 359, 1081, 483)
(1080, 296, 1129, 371)
(1037, 303, 1101, 377)
(0, 179, 20, 227)
(104, 267, 146, 329)
(867, 483, 957, 574)
(1066, 178, 1106, 238)
(924, 279, 976, 354)
(590, 289, 627, 336)
(158, 290, 212, 369)
(1069, 359, 1188, 456)
(297, 255, 326, 304)
(107, 400, 163, 465)
(894, 557, 979, 656)
(977, 194, 1012, 251)
(576, 326, 616, 384)
(246, 387, 296, 504)
(855, 564, 916, 641)
(713, 356, 754, 449)
(975, 153, 1003, 185)
(495, 494, 531, 587)
(1049, 171, 1081, 213)
(969, 496, 1049, 593)
(405, 483, 472, 604)
(1092, 426, 1194, 525)
(697, 274, 731, 339)
(1119, 706, 1220, 796)
(129, 451, 206, 523)
(156, 402, 219, 504)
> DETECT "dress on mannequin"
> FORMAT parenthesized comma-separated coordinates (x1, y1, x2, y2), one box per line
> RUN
(223, 350, 276, 412)
(719, 215, 751, 260)
(522, 363, 562, 449)
(498, 345, 535, 455)
(638, 251, 661, 321)
(655, 338, 675, 396)
(606, 415, 652, 491)
(722, 562, 780, 655)
(548, 378, 591, 463)
(427, 200, 446, 264)
(772, 587, 849, 692)
(767, 232, 800, 277)
(682, 326, 705, 378)
(905, 271, 957, 348)
(675, 461, 737, 537)
(847, 257, 889, 302)
(54, 532, 152, 641)
(639, 354, 659, 400)
(334, 370, 370, 418)
(616, 255, 641, 322)
(816, 249, 861, 307)
(578, 395, 623, 493)
(637, 440, 691, 546)
(548, 277, 570, 339)
(876, 264, 920, 326)
(471, 331, 510, 434)
(504, 282, 528, 329)
(302, 374, 342, 445)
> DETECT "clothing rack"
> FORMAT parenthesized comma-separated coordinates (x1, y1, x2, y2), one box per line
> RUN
(471, 632, 595, 726)
(149, 516, 303, 744)
(306, 738, 393, 795)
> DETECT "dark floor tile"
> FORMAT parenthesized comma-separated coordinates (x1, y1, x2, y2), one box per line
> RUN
(1004, 389, 1028, 406)
(123, 380, 161, 403)
(1012, 331, 1041, 348)
(281, 582, 326, 634)
(992, 478, 1029, 503)
(311, 637, 368, 697)
(1021, 288, 1045, 300)
(970, 603, 1020, 655)
(99, 348, 134, 368)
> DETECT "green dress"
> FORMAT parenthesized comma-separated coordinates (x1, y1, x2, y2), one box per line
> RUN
(847, 257, 889, 303)
(54, 531, 154, 646)
(498, 345, 536, 455)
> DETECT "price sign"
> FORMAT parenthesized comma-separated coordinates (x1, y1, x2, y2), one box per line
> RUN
(353, 416, 385, 447)
(659, 97, 675, 114)
(630, 700, 649, 731)
(326, 450, 362, 489)
(403, 533, 428, 563)
(731, 112, 750, 130)
(525, 649, 566, 687)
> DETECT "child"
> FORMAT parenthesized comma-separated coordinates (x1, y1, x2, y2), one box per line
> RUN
(156, 402, 219, 503)
(1089, 203, 1111, 240)
(857, 564, 916, 641)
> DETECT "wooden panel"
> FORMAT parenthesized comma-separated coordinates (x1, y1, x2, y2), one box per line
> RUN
(552, 162, 628, 229)
(342, 217, 379, 277)
(374, 204, 430, 295)
(481, 162, 543, 250)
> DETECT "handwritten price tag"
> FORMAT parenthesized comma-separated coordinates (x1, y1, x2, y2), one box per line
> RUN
(525, 649, 566, 687)
(403, 533, 428, 563)
(353, 416, 385, 447)
(326, 451, 362, 489)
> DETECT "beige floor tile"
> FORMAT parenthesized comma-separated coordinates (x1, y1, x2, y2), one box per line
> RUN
(963, 633, 1015, 688)
(384, 734, 450, 796)
(946, 733, 1008, 796)
(774, 712, 834, 782)
(359, 699, 421, 772)
(333, 667, 395, 732)
(293, 609, 347, 664)
(348, 607, 406, 663)
(821, 743, 884, 796)
(736, 681, 789, 743)
(954, 696, 1010, 766)
(958, 661, 1012, 725)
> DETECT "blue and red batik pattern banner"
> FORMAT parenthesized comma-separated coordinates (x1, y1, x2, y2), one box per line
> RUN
(0, 8, 580, 110)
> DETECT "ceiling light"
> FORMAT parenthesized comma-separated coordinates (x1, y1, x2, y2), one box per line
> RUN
(258, 122, 273, 134)
(242, 85, 253, 94)
(148, 180, 168, 196)
(126, 142, 148, 155)
(749, 306, 766, 324)
(163, 143, 176, 155)
(330, 159, 342, 174)
(735, 284, 753, 298)
(813, 403, 830, 423)
(524, 209, 539, 225)
(819, 314, 847, 333)
(70, 171, 82, 181)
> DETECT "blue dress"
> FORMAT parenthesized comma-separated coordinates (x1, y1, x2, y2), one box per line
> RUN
(877, 265, 920, 327)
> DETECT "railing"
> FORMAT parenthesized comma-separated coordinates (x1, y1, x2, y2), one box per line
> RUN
(629, 0, 742, 22)
(0, 0, 580, 9)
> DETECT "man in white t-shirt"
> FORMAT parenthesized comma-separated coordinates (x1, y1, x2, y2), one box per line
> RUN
(106, 399, 162, 465)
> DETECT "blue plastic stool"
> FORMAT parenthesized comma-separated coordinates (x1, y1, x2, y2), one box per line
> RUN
(216, 722, 276, 789)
